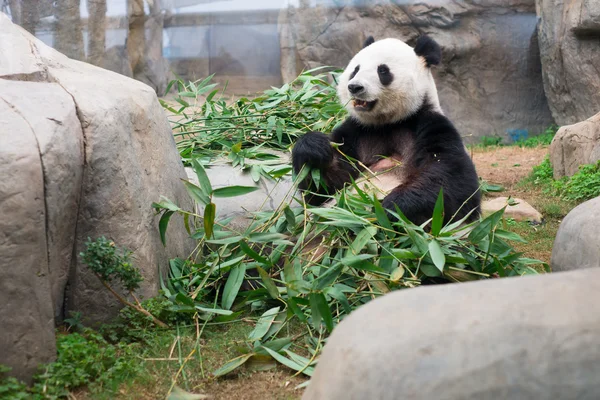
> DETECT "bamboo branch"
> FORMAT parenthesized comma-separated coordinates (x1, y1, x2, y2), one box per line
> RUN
(93, 273, 169, 329)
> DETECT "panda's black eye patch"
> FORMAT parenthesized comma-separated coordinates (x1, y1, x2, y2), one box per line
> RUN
(350, 65, 360, 80)
(377, 64, 393, 86)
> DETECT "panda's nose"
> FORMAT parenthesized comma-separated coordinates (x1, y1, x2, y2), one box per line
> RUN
(348, 83, 364, 95)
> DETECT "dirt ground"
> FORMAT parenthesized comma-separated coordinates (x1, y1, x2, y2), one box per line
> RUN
(471, 145, 572, 264)
(471, 146, 548, 187)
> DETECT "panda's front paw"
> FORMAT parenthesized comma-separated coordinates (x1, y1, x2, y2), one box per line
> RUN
(292, 131, 333, 173)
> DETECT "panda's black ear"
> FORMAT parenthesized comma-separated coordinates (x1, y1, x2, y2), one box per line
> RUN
(363, 36, 375, 48)
(414, 35, 441, 67)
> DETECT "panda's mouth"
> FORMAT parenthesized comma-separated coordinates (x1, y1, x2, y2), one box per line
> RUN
(352, 99, 377, 111)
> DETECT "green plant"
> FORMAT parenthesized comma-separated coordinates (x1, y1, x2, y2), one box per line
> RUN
(559, 161, 600, 202)
(1, 331, 142, 399)
(524, 156, 600, 203)
(479, 135, 503, 147)
(100, 296, 188, 344)
(154, 160, 547, 378)
(161, 68, 346, 180)
(479, 178, 504, 194)
(0, 366, 29, 400)
(63, 311, 84, 332)
(81, 237, 168, 328)
(530, 156, 554, 184)
(33, 331, 142, 398)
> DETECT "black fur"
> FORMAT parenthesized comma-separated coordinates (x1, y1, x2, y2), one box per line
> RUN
(363, 35, 375, 48)
(350, 65, 360, 80)
(292, 103, 481, 225)
(292, 131, 357, 205)
(377, 64, 393, 86)
(414, 35, 441, 67)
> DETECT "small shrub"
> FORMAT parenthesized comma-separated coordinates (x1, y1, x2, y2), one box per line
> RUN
(560, 161, 600, 201)
(0, 331, 142, 399)
(530, 156, 554, 184)
(81, 237, 168, 328)
(33, 330, 142, 398)
(100, 296, 187, 343)
(480, 135, 503, 147)
(81, 237, 142, 292)
(524, 156, 600, 203)
(0, 366, 29, 400)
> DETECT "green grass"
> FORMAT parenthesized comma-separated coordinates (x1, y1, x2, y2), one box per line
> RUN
(521, 156, 600, 203)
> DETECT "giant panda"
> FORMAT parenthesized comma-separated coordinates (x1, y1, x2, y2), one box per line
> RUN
(292, 35, 481, 225)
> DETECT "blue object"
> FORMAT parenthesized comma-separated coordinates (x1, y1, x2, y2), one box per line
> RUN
(507, 129, 528, 143)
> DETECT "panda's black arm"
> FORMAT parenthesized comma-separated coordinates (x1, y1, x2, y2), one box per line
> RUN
(382, 113, 481, 225)
(382, 162, 451, 225)
(291, 121, 361, 205)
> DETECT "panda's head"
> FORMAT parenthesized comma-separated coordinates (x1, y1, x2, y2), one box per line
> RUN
(338, 35, 443, 126)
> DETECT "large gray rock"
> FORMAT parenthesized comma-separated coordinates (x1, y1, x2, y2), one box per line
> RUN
(0, 14, 193, 381)
(550, 112, 600, 178)
(0, 90, 57, 383)
(551, 196, 600, 273)
(279, 0, 554, 143)
(536, 0, 600, 125)
(303, 269, 600, 400)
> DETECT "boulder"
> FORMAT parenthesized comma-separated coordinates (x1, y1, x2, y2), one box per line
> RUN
(482, 196, 543, 223)
(536, 0, 600, 125)
(551, 196, 600, 273)
(279, 0, 554, 143)
(303, 269, 600, 400)
(0, 14, 193, 381)
(185, 154, 296, 232)
(550, 112, 600, 178)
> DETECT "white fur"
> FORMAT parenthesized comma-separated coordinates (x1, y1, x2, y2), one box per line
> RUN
(337, 38, 443, 126)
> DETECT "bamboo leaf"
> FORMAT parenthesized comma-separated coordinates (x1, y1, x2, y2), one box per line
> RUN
(194, 305, 233, 315)
(312, 263, 344, 291)
(257, 266, 280, 299)
(428, 240, 446, 273)
(191, 158, 213, 197)
(222, 263, 246, 310)
(203, 203, 216, 239)
(213, 185, 259, 198)
(286, 297, 307, 322)
(182, 180, 210, 206)
(469, 208, 505, 243)
(212, 353, 253, 377)
(309, 292, 333, 332)
(431, 188, 444, 236)
(262, 347, 306, 374)
(240, 241, 272, 266)
(248, 307, 280, 341)
(159, 211, 174, 246)
(389, 249, 418, 260)
(350, 226, 378, 254)
(494, 229, 527, 243)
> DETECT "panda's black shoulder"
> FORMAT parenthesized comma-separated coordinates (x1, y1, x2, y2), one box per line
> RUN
(405, 104, 464, 152)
